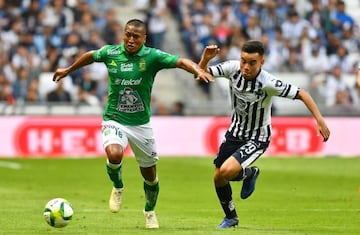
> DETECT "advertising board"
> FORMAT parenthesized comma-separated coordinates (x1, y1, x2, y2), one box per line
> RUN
(0, 116, 358, 158)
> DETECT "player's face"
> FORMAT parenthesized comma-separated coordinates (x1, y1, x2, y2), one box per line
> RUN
(240, 52, 264, 80)
(123, 25, 146, 55)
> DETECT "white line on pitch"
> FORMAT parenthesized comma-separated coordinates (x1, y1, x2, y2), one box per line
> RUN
(0, 208, 358, 213)
(0, 161, 22, 170)
(80, 208, 360, 212)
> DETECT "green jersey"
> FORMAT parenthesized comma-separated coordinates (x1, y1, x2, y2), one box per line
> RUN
(93, 44, 179, 125)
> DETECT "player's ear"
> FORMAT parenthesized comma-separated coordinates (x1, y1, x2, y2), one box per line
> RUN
(260, 57, 265, 66)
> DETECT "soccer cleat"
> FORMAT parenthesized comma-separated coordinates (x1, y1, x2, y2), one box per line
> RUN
(143, 210, 159, 229)
(216, 217, 239, 228)
(241, 166, 260, 199)
(109, 187, 124, 213)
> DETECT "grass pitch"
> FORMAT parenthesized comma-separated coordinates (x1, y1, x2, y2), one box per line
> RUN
(0, 157, 359, 235)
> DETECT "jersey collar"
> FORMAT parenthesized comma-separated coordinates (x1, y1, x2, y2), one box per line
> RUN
(120, 44, 147, 57)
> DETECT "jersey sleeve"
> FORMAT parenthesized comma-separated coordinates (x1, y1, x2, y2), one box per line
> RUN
(153, 49, 179, 68)
(92, 45, 110, 62)
(208, 60, 239, 79)
(265, 75, 299, 99)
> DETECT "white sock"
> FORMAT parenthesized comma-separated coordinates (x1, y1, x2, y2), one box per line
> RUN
(145, 176, 158, 186)
(107, 159, 122, 169)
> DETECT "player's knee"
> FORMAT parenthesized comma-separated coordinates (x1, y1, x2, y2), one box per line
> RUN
(213, 168, 222, 182)
(141, 165, 157, 182)
(106, 144, 123, 164)
(214, 173, 227, 187)
(219, 165, 237, 181)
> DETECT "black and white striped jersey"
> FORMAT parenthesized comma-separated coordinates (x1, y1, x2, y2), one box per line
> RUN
(209, 60, 299, 142)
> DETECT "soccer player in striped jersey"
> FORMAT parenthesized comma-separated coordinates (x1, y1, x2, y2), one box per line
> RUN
(199, 40, 330, 228)
(52, 19, 213, 229)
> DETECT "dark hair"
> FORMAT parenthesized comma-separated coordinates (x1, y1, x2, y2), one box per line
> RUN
(241, 40, 265, 56)
(126, 19, 146, 32)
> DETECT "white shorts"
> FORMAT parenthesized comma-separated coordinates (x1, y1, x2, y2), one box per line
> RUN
(101, 120, 158, 168)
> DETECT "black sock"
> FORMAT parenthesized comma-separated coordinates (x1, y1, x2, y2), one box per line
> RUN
(244, 167, 254, 179)
(215, 183, 237, 219)
(231, 167, 253, 181)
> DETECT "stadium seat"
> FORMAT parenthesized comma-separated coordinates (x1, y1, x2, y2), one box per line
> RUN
(22, 104, 49, 115)
(49, 104, 77, 115)
(77, 105, 103, 115)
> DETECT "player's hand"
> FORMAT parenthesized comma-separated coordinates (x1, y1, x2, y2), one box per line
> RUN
(317, 119, 330, 142)
(195, 70, 214, 83)
(52, 68, 69, 83)
(202, 45, 220, 60)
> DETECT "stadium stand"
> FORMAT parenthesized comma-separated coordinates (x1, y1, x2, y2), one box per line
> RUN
(0, 0, 359, 116)
(22, 103, 49, 115)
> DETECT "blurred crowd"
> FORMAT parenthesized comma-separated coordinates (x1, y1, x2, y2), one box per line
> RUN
(0, 0, 121, 107)
(0, 0, 359, 115)
(169, 0, 360, 111)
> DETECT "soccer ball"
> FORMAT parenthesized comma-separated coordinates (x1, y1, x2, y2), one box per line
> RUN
(43, 198, 74, 228)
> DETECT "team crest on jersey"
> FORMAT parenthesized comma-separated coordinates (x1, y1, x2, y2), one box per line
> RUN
(233, 88, 265, 115)
(139, 59, 146, 72)
(236, 98, 247, 112)
(117, 87, 144, 113)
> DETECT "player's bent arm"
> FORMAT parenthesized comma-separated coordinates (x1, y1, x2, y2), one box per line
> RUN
(53, 51, 95, 82)
(176, 58, 214, 83)
(296, 89, 322, 120)
(357, 68, 360, 87)
(198, 45, 220, 72)
(198, 54, 210, 72)
(176, 57, 205, 76)
(198, 58, 210, 72)
(67, 50, 95, 72)
(296, 89, 330, 141)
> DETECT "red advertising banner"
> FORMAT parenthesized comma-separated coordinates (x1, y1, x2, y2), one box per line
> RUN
(204, 117, 323, 156)
(14, 117, 102, 157)
(0, 116, 358, 158)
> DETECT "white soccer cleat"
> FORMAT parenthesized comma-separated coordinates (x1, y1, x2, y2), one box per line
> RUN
(143, 210, 159, 229)
(109, 187, 124, 213)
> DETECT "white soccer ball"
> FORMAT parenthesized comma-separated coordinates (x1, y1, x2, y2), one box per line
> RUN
(43, 198, 74, 228)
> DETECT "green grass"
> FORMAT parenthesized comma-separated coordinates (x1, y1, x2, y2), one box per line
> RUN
(0, 157, 359, 235)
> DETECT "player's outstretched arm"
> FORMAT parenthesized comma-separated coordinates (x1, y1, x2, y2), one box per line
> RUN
(176, 58, 214, 83)
(53, 51, 95, 83)
(199, 45, 220, 71)
(296, 89, 330, 142)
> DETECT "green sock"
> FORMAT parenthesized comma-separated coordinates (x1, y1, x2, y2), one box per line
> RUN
(144, 181, 159, 211)
(106, 163, 123, 188)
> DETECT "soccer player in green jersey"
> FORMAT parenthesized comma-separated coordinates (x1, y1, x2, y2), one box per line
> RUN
(52, 19, 213, 229)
